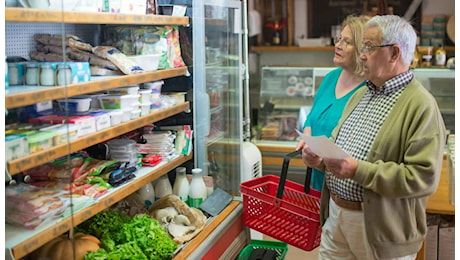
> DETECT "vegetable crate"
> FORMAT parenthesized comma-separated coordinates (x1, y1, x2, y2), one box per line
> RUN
(236, 239, 288, 260)
(240, 150, 322, 251)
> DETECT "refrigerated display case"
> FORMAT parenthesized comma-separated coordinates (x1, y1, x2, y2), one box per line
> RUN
(193, 0, 245, 196)
(256, 66, 455, 143)
(5, 1, 250, 259)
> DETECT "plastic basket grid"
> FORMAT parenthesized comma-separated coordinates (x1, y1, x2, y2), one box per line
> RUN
(240, 175, 322, 251)
(236, 239, 288, 260)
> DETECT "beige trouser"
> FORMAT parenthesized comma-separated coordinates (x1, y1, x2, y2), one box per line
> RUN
(318, 198, 417, 260)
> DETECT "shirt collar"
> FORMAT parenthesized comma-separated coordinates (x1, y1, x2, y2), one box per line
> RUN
(366, 70, 413, 96)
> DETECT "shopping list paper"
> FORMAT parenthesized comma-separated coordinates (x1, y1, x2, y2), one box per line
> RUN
(296, 130, 350, 159)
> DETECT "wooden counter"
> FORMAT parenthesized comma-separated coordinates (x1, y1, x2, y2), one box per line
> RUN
(426, 155, 455, 215)
(416, 156, 454, 260)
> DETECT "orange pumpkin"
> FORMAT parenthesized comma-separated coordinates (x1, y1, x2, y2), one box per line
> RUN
(30, 232, 100, 260)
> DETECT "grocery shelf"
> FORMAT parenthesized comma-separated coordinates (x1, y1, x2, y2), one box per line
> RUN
(5, 7, 189, 25)
(5, 153, 193, 260)
(6, 102, 190, 175)
(6, 67, 188, 109)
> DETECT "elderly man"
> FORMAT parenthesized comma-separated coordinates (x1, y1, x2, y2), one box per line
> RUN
(301, 15, 446, 260)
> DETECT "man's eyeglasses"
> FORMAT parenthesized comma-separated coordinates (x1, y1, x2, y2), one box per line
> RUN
(334, 36, 353, 47)
(360, 44, 396, 54)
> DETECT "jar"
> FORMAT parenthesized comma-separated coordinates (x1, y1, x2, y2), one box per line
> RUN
(8, 63, 19, 86)
(57, 64, 72, 86)
(39, 64, 55, 86)
(416, 46, 434, 67)
(435, 45, 446, 67)
(5, 60, 8, 90)
(25, 63, 39, 85)
(142, 33, 160, 55)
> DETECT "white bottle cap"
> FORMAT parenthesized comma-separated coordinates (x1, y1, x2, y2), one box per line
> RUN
(192, 168, 202, 174)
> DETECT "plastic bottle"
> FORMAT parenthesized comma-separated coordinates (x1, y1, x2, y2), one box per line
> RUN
(189, 168, 207, 208)
(154, 174, 173, 201)
(136, 183, 155, 207)
(7, 63, 18, 86)
(25, 63, 38, 85)
(57, 64, 72, 86)
(173, 167, 190, 204)
(435, 44, 446, 67)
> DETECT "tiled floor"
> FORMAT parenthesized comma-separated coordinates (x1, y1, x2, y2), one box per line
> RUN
(263, 235, 319, 259)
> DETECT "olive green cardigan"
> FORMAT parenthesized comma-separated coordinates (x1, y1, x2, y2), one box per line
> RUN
(320, 78, 447, 259)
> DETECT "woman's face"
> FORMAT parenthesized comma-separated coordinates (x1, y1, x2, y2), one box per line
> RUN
(333, 25, 356, 71)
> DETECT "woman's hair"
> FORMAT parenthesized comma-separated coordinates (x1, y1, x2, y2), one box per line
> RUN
(341, 14, 370, 77)
(365, 15, 417, 66)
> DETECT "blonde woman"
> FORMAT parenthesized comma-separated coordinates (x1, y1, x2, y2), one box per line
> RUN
(297, 15, 370, 191)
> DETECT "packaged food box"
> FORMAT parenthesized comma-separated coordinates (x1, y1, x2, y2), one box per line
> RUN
(28, 115, 60, 124)
(140, 103, 151, 116)
(57, 97, 92, 113)
(41, 124, 79, 146)
(75, 93, 107, 109)
(130, 109, 142, 120)
(105, 109, 123, 126)
(107, 85, 139, 95)
(5, 134, 30, 161)
(98, 94, 140, 110)
(88, 110, 111, 131)
(139, 89, 152, 104)
(120, 108, 132, 123)
(45, 61, 91, 85)
(65, 115, 97, 137)
(27, 131, 55, 154)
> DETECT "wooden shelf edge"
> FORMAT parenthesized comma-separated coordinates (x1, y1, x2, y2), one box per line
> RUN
(7, 102, 190, 175)
(5, 7, 189, 25)
(173, 201, 241, 259)
(9, 153, 193, 259)
(6, 67, 188, 109)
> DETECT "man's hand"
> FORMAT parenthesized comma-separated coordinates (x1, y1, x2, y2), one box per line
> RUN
(301, 146, 323, 168)
(323, 157, 358, 179)
(296, 140, 306, 151)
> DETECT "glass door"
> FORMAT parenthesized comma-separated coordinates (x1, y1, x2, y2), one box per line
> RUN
(193, 0, 244, 196)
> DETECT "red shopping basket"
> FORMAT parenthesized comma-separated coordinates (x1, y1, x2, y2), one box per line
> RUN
(240, 150, 322, 251)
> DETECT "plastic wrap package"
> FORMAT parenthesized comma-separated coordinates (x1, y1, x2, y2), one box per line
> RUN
(101, 25, 186, 70)
(92, 46, 144, 75)
(5, 183, 71, 229)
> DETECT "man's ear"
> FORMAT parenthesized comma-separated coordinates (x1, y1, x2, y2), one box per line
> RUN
(390, 45, 400, 62)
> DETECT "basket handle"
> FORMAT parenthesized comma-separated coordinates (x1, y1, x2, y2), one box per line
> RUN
(276, 150, 312, 199)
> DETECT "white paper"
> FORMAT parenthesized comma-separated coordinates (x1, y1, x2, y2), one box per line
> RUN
(296, 130, 350, 159)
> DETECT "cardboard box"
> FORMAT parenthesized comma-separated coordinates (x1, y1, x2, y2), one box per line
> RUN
(5, 134, 29, 161)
